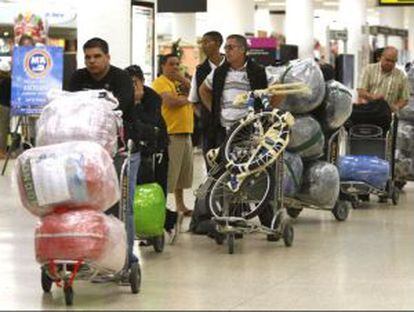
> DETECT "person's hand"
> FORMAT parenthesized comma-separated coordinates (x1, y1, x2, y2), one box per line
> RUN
(372, 93, 385, 101)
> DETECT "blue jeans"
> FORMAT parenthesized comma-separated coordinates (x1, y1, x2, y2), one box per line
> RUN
(126, 152, 141, 266)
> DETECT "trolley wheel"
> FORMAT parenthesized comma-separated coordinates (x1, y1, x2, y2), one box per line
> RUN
(286, 208, 302, 219)
(152, 234, 165, 253)
(214, 232, 225, 245)
(392, 188, 399, 205)
(332, 200, 351, 221)
(41, 268, 53, 293)
(129, 262, 141, 294)
(64, 285, 73, 306)
(395, 180, 406, 190)
(282, 223, 294, 247)
(227, 233, 235, 254)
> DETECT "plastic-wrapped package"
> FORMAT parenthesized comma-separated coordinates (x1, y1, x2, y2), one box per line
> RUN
(15, 141, 120, 217)
(316, 80, 353, 130)
(37, 89, 122, 156)
(338, 155, 390, 189)
(134, 183, 166, 237)
(398, 97, 414, 122)
(397, 121, 414, 155)
(283, 152, 303, 197)
(287, 115, 325, 160)
(297, 161, 339, 209)
(35, 210, 126, 273)
(266, 58, 325, 114)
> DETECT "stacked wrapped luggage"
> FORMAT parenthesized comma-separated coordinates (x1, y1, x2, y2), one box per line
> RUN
(15, 90, 127, 274)
(396, 65, 414, 186)
(266, 59, 353, 218)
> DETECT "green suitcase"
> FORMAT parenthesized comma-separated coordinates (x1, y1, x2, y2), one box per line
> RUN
(134, 183, 166, 237)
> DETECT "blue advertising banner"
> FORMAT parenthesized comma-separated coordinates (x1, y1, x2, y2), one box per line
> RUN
(11, 46, 63, 116)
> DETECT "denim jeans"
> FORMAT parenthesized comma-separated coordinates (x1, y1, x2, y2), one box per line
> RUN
(126, 152, 141, 266)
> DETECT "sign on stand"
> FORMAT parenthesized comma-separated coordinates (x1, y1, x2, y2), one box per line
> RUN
(11, 46, 63, 116)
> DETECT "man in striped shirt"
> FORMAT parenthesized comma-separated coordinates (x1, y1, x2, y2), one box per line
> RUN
(357, 46, 409, 112)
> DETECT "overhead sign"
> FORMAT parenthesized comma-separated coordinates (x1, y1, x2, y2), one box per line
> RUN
(11, 46, 63, 116)
(379, 0, 414, 5)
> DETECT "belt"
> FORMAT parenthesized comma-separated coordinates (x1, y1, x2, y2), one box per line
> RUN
(169, 133, 191, 136)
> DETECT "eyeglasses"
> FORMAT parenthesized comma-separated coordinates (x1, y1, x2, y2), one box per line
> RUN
(224, 44, 241, 51)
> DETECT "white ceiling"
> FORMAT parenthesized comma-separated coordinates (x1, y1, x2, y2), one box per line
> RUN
(254, 0, 378, 10)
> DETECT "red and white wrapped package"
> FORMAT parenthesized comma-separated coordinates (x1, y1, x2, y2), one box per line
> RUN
(35, 210, 126, 273)
(37, 89, 122, 156)
(15, 141, 120, 217)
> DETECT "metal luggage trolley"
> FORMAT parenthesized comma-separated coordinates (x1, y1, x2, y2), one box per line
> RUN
(39, 140, 141, 305)
(284, 127, 352, 221)
(196, 92, 296, 254)
(339, 115, 400, 207)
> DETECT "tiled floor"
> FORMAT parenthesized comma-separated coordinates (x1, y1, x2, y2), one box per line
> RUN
(1, 155, 413, 310)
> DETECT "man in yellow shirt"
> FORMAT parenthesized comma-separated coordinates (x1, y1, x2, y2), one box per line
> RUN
(152, 54, 194, 218)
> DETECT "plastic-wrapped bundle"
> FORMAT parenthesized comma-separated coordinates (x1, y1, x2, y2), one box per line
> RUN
(15, 141, 120, 217)
(338, 155, 390, 189)
(397, 121, 414, 155)
(395, 154, 414, 180)
(297, 161, 339, 209)
(134, 183, 166, 237)
(317, 80, 353, 130)
(37, 89, 122, 156)
(266, 58, 325, 114)
(399, 98, 414, 123)
(287, 115, 325, 160)
(35, 210, 126, 273)
(283, 152, 303, 197)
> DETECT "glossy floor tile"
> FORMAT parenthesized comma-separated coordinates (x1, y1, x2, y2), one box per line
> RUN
(0, 155, 413, 310)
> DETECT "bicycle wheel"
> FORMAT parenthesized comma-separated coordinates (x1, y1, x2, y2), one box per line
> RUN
(209, 168, 274, 220)
(223, 110, 291, 175)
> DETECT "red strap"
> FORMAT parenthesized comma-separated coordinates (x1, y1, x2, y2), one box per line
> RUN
(48, 260, 62, 288)
(67, 260, 83, 289)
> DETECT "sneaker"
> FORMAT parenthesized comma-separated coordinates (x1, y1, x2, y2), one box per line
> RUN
(167, 213, 184, 245)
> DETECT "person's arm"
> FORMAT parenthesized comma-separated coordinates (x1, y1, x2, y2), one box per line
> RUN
(391, 77, 410, 111)
(159, 92, 190, 108)
(115, 73, 135, 124)
(67, 70, 82, 92)
(198, 82, 213, 112)
(170, 72, 191, 93)
(356, 66, 384, 103)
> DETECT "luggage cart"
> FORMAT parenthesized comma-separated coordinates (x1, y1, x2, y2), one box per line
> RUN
(195, 104, 295, 254)
(39, 140, 141, 305)
(339, 116, 400, 207)
(284, 127, 352, 221)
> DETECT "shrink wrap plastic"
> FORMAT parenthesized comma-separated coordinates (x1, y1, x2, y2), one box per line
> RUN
(266, 58, 325, 114)
(15, 141, 120, 217)
(287, 115, 325, 160)
(396, 120, 414, 179)
(398, 98, 414, 123)
(35, 210, 126, 273)
(339, 155, 390, 189)
(297, 161, 339, 209)
(317, 80, 353, 130)
(37, 90, 122, 156)
(283, 152, 303, 197)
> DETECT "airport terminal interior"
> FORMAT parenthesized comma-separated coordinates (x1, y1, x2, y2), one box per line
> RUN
(1, 0, 414, 310)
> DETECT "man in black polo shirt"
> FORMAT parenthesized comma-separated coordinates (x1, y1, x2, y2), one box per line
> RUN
(68, 37, 138, 282)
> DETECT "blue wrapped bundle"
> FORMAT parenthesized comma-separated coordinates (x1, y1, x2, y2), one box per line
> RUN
(283, 152, 303, 197)
(339, 155, 390, 189)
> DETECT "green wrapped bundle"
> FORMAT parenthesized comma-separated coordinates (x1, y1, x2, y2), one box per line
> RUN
(134, 183, 166, 237)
